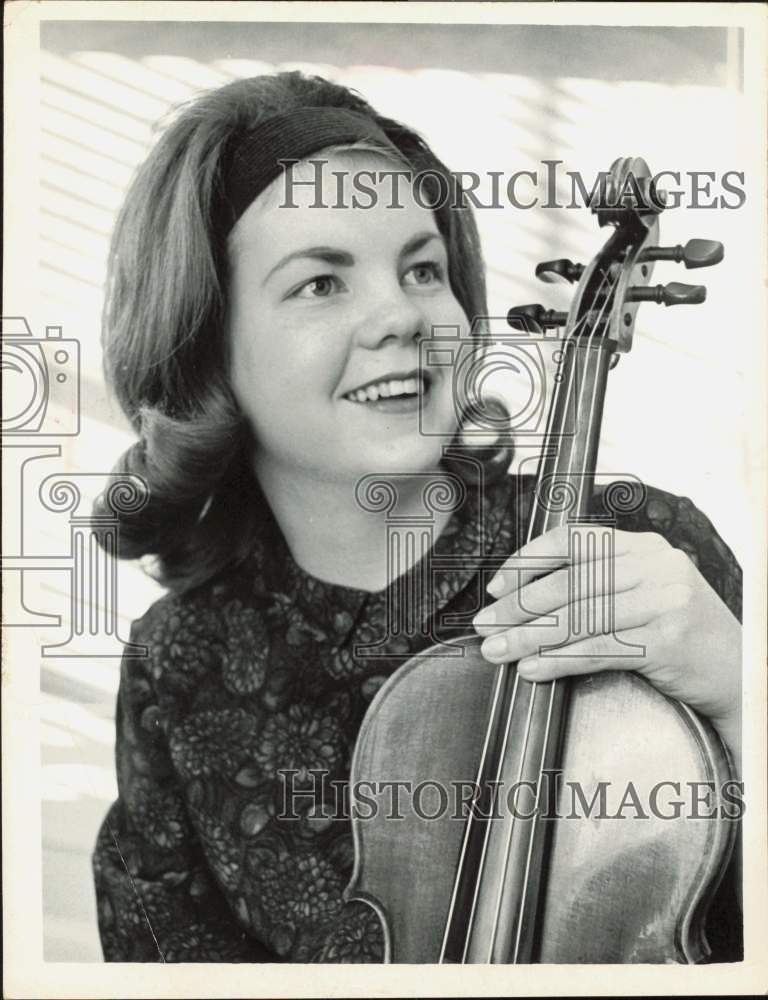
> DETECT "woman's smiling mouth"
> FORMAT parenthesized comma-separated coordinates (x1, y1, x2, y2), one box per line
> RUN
(343, 370, 432, 413)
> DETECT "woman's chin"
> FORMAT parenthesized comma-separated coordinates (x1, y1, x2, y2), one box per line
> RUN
(351, 439, 451, 479)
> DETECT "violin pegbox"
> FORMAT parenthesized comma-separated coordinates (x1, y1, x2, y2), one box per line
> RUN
(510, 157, 724, 356)
(585, 156, 663, 354)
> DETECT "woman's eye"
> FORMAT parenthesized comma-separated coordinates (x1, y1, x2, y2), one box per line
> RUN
(403, 261, 445, 287)
(293, 275, 342, 299)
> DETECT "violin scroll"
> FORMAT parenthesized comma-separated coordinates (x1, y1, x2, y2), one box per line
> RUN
(510, 157, 724, 354)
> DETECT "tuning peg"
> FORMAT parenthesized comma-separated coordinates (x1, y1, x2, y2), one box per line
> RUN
(535, 258, 585, 284)
(507, 304, 568, 330)
(626, 282, 706, 306)
(639, 239, 724, 269)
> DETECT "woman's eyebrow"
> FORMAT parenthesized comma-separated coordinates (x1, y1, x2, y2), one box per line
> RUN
(263, 232, 445, 286)
(401, 232, 445, 258)
(263, 247, 353, 285)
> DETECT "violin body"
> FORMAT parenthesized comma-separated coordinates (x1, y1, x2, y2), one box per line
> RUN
(346, 636, 735, 963)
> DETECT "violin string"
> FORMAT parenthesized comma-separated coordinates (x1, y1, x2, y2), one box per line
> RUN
(459, 308, 590, 960)
(460, 668, 521, 963)
(510, 272, 615, 960)
(528, 263, 614, 540)
(494, 271, 613, 960)
(481, 282, 611, 959)
(506, 261, 618, 960)
(484, 660, 542, 963)
(443, 294, 598, 962)
(510, 672, 557, 961)
(437, 661, 508, 963)
(447, 256, 617, 962)
(460, 272, 612, 962)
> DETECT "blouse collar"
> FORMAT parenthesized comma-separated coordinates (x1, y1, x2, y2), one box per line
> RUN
(249, 472, 518, 649)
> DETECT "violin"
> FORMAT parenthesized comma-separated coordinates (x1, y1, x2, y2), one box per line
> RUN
(345, 158, 736, 963)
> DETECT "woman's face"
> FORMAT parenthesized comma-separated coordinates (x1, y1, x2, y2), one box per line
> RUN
(227, 151, 468, 488)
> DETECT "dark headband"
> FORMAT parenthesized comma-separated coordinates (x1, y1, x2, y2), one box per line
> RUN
(219, 107, 403, 236)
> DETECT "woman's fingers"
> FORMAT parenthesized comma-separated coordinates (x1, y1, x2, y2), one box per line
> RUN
(474, 546, 677, 637)
(477, 586, 662, 664)
(487, 525, 670, 599)
(474, 525, 742, 764)
(515, 625, 652, 682)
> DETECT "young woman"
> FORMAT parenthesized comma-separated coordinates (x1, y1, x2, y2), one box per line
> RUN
(92, 71, 742, 963)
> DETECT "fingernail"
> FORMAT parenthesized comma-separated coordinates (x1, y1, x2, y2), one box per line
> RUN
(482, 635, 507, 659)
(473, 606, 496, 628)
(487, 573, 505, 597)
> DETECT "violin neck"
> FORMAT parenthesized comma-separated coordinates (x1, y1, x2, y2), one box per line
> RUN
(527, 337, 615, 539)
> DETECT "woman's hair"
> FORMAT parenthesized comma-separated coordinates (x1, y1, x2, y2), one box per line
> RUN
(98, 71, 512, 592)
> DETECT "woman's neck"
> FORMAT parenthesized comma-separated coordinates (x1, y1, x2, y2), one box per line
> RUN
(254, 456, 456, 593)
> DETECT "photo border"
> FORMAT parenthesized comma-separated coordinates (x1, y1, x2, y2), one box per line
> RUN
(3, 2, 766, 996)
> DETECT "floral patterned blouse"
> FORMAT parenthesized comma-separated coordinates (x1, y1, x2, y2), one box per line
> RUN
(93, 473, 742, 963)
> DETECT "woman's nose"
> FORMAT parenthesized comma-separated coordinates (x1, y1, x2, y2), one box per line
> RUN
(354, 283, 427, 349)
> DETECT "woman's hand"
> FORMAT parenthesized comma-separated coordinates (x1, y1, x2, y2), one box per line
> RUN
(473, 525, 742, 768)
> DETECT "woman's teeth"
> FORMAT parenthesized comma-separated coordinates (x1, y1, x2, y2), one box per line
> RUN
(346, 377, 424, 403)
